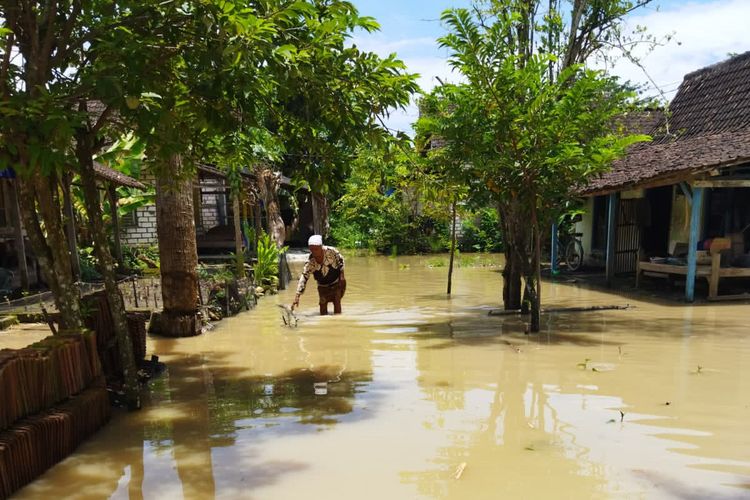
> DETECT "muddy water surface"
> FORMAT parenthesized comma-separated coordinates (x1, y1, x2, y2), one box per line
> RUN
(13, 255, 750, 499)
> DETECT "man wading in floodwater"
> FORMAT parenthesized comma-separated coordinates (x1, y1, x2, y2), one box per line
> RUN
(291, 235, 346, 315)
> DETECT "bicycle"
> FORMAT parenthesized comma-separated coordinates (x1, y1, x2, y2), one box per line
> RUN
(555, 231, 584, 272)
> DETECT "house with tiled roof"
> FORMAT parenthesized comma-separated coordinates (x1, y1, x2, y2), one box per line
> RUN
(574, 51, 750, 301)
(0, 163, 145, 291)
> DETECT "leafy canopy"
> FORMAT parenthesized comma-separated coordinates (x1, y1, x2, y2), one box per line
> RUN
(418, 3, 649, 224)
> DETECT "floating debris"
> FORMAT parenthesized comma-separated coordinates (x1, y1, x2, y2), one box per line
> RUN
(454, 462, 467, 480)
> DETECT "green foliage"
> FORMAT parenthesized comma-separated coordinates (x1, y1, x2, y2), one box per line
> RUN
(329, 147, 451, 255)
(78, 247, 102, 282)
(96, 135, 154, 224)
(122, 245, 160, 274)
(416, 1, 655, 327)
(242, 221, 256, 253)
(459, 208, 504, 253)
(198, 264, 235, 284)
(254, 232, 287, 286)
(332, 205, 450, 255)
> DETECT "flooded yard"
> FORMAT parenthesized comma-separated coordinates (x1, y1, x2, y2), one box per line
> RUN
(11, 255, 750, 499)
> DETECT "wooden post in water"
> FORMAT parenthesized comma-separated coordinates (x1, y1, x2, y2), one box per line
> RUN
(605, 193, 619, 287)
(686, 187, 704, 302)
(447, 198, 457, 295)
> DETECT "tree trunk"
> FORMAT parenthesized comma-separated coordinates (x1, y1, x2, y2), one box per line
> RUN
(7, 180, 29, 289)
(312, 192, 330, 238)
(62, 172, 81, 280)
(499, 202, 524, 310)
(284, 192, 300, 242)
(150, 153, 201, 337)
(16, 174, 83, 331)
(527, 199, 542, 332)
(108, 184, 124, 269)
(257, 167, 285, 247)
(253, 201, 262, 251)
(232, 191, 244, 278)
(447, 198, 457, 295)
(77, 137, 141, 409)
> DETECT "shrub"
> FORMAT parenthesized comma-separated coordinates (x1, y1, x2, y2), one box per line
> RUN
(330, 200, 450, 255)
(122, 245, 160, 274)
(254, 232, 287, 287)
(78, 247, 101, 281)
(458, 208, 504, 253)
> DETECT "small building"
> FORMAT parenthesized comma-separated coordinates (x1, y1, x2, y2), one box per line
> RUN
(120, 164, 318, 258)
(0, 164, 146, 293)
(576, 51, 750, 301)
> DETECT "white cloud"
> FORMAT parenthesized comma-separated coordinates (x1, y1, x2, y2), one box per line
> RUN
(376, 0, 750, 133)
(351, 36, 435, 56)
(608, 0, 750, 99)
(382, 56, 465, 134)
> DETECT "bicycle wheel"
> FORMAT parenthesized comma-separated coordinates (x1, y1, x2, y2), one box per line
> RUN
(564, 239, 584, 271)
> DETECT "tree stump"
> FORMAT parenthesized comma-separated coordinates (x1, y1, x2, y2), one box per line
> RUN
(148, 311, 202, 337)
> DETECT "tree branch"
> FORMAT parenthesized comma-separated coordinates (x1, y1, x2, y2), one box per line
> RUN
(0, 31, 15, 98)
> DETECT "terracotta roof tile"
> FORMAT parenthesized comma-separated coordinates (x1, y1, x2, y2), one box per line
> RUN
(582, 129, 750, 194)
(583, 51, 750, 194)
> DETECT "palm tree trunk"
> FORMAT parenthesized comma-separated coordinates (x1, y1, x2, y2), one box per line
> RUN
(150, 153, 201, 337)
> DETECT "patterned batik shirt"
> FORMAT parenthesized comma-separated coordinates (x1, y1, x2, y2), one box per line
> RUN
(296, 246, 345, 294)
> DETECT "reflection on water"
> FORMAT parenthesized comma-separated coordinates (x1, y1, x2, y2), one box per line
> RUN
(12, 255, 750, 499)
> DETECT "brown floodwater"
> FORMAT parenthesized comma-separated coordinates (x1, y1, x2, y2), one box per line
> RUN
(11, 254, 750, 499)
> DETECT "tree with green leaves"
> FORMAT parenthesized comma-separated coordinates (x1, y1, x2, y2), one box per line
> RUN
(221, 1, 418, 247)
(420, 0, 651, 331)
(90, 0, 417, 335)
(88, 0, 287, 337)
(0, 0, 153, 407)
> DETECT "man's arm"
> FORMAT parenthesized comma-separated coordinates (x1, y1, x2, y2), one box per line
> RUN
(337, 249, 345, 282)
(292, 260, 312, 310)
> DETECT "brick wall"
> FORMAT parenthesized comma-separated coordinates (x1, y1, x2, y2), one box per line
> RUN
(200, 178, 225, 232)
(121, 205, 158, 247)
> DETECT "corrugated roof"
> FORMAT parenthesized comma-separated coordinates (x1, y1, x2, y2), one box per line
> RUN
(93, 162, 146, 189)
(583, 51, 750, 194)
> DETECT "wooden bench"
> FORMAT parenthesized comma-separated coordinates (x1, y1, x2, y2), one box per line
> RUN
(636, 238, 750, 300)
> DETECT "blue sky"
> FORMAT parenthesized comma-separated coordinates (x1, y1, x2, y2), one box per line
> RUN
(350, 0, 750, 133)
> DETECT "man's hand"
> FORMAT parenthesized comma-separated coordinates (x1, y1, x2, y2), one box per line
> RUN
(291, 293, 300, 311)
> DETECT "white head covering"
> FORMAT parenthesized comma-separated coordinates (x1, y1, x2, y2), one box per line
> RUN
(308, 234, 323, 247)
